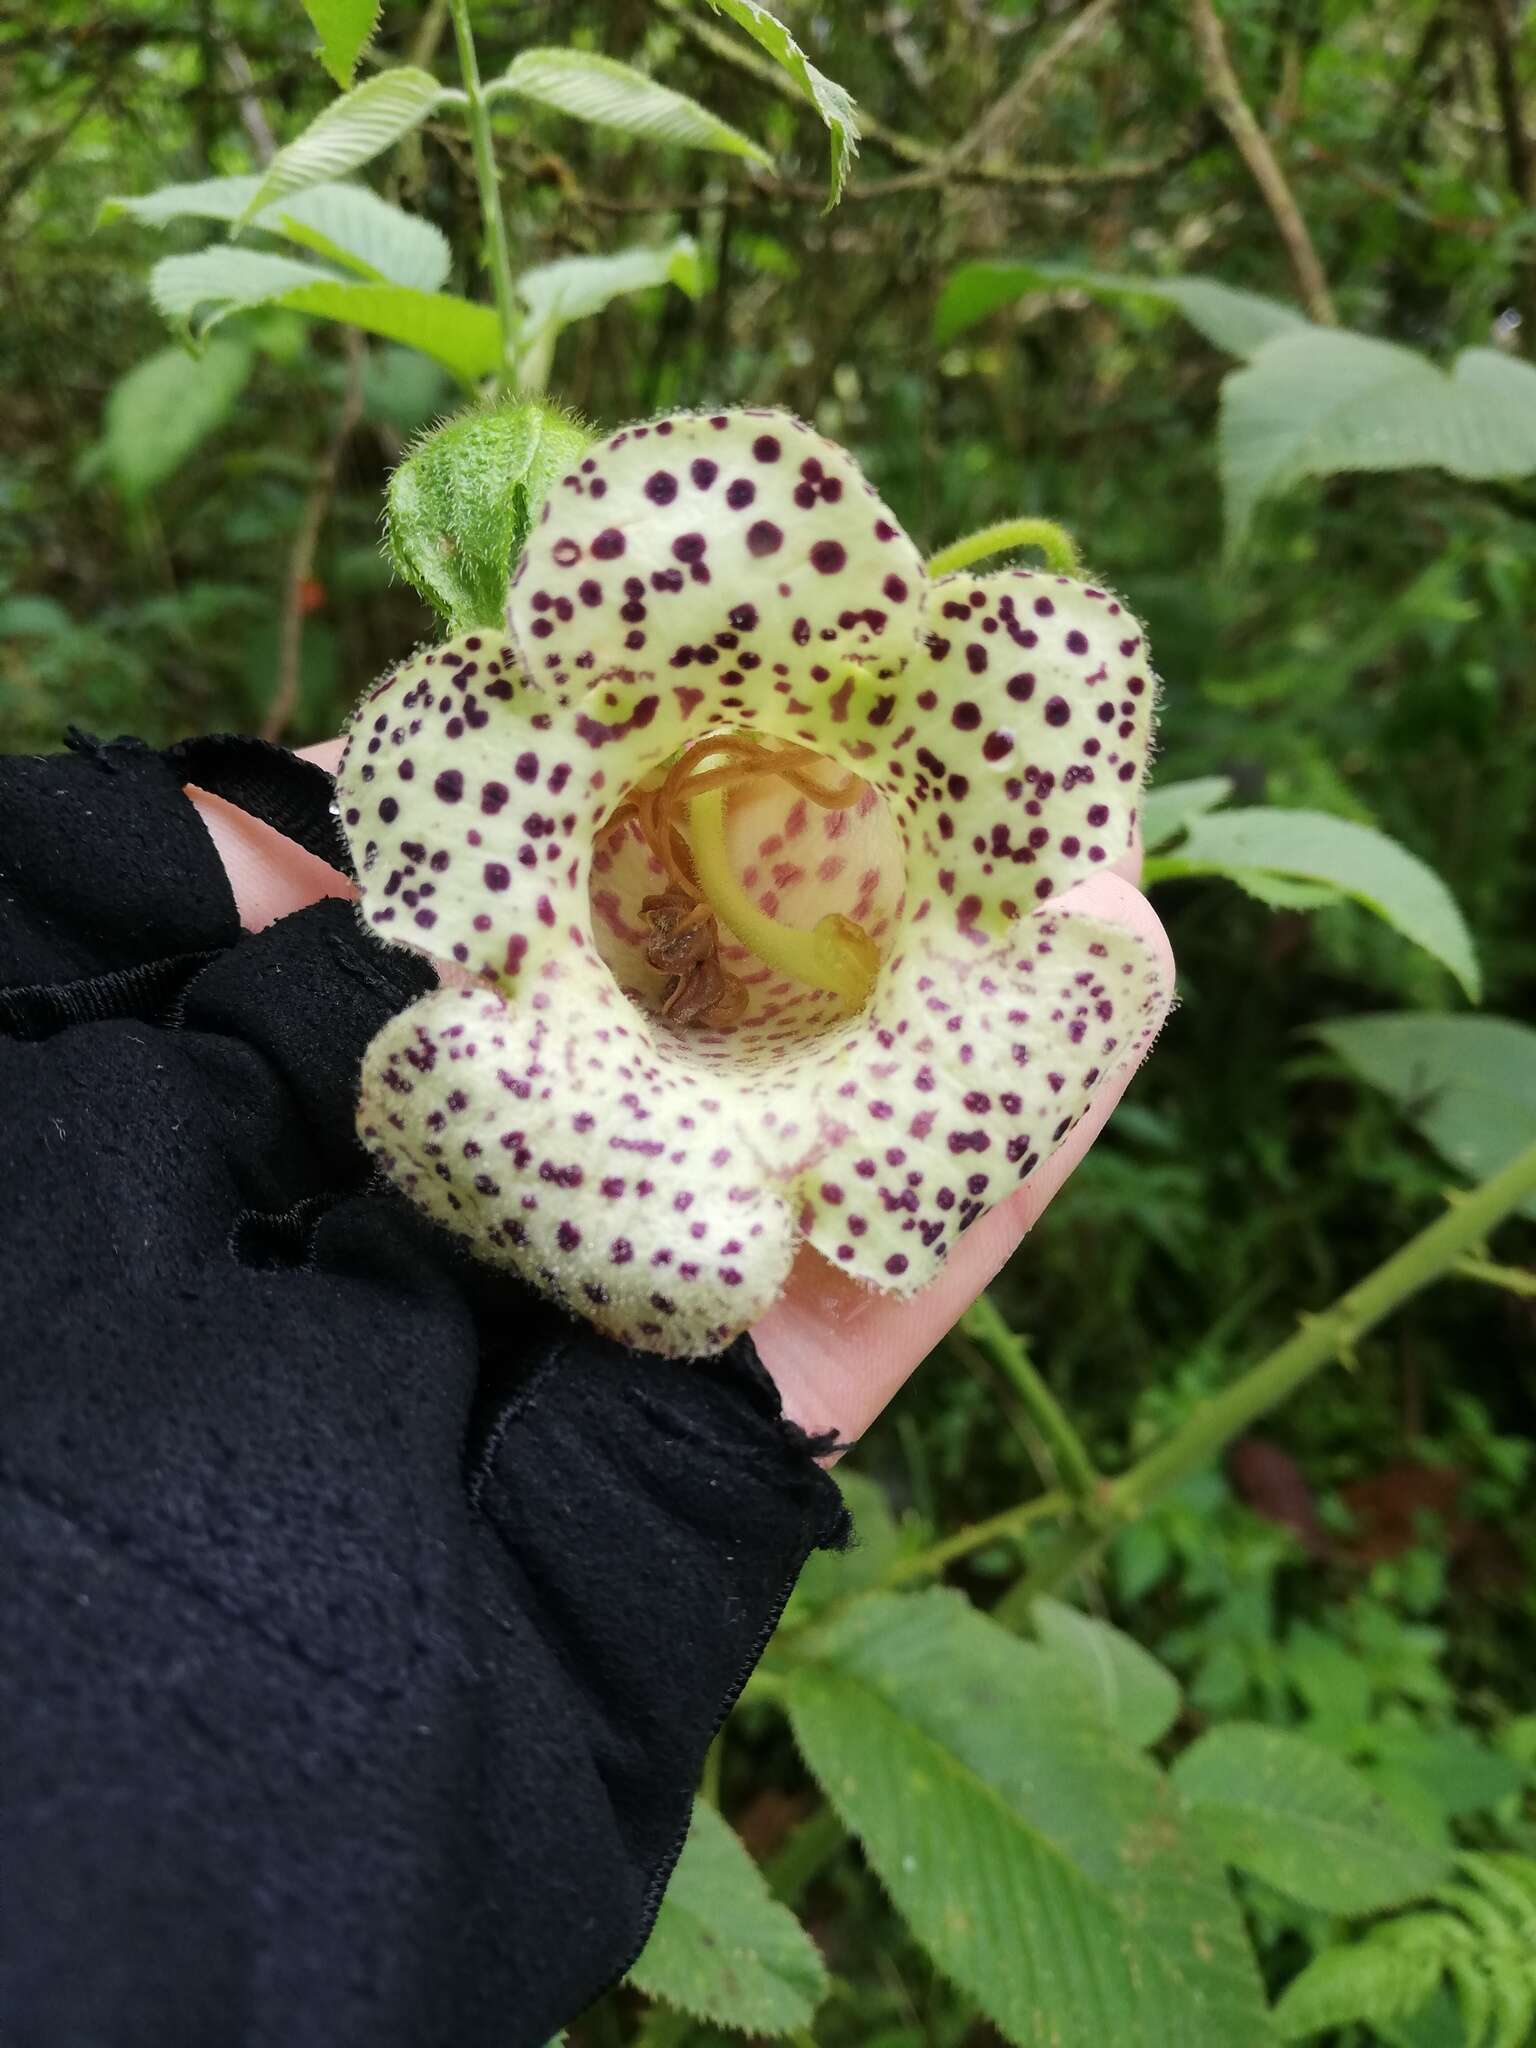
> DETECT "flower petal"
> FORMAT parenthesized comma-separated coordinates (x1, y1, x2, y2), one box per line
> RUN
(357, 977, 798, 1357)
(881, 571, 1155, 936)
(336, 631, 678, 985)
(794, 905, 1169, 1293)
(508, 408, 925, 719)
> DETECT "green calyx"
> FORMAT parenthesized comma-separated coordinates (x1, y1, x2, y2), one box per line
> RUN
(385, 397, 592, 633)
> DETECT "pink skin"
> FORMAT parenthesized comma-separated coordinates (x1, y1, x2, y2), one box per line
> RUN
(190, 739, 1173, 1451)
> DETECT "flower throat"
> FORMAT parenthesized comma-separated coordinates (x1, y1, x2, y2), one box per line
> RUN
(605, 734, 882, 1029)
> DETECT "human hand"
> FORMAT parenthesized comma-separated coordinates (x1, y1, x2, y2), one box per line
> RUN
(191, 741, 1173, 1450)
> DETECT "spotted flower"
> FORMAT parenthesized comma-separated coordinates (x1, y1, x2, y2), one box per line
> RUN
(336, 408, 1169, 1357)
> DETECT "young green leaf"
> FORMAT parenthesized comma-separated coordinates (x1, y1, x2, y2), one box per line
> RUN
(1146, 806, 1481, 1000)
(516, 237, 703, 350)
(698, 0, 859, 205)
(1314, 1013, 1536, 1221)
(487, 48, 771, 166)
(106, 176, 450, 293)
(934, 261, 1308, 355)
(1221, 330, 1536, 552)
(626, 1799, 828, 2034)
(97, 340, 254, 499)
(784, 1590, 1274, 2048)
(385, 399, 592, 632)
(1141, 775, 1235, 853)
(301, 0, 381, 88)
(1275, 1941, 1447, 2041)
(238, 68, 444, 224)
(1031, 1598, 1182, 1749)
(150, 249, 499, 385)
(1172, 1723, 1451, 1914)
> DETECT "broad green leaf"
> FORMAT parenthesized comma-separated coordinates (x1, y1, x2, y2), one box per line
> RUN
(301, 0, 380, 88)
(1172, 1724, 1451, 1914)
(1226, 868, 1346, 912)
(99, 340, 253, 498)
(934, 261, 1308, 355)
(1142, 775, 1235, 852)
(699, 0, 859, 204)
(1220, 330, 1536, 551)
(385, 399, 592, 631)
(1031, 1598, 1181, 1749)
(627, 1799, 828, 2034)
(517, 236, 703, 344)
(1315, 1013, 1536, 1220)
(488, 48, 771, 166)
(1146, 807, 1480, 1000)
(106, 176, 449, 292)
(150, 249, 499, 384)
(1275, 1942, 1446, 2041)
(785, 1590, 1273, 2048)
(239, 68, 443, 223)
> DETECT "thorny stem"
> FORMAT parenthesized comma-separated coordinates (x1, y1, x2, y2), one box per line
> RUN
(446, 0, 520, 390)
(995, 1135, 1536, 1618)
(927, 518, 1082, 579)
(957, 1295, 1102, 1505)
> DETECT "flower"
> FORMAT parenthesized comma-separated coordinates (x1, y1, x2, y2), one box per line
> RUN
(336, 408, 1170, 1357)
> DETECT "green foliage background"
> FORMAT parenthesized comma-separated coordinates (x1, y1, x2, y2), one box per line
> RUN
(3, 3, 1534, 2044)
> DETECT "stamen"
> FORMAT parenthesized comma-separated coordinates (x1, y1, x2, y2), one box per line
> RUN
(611, 733, 878, 1026)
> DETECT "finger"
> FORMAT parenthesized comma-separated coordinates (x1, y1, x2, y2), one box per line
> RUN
(188, 785, 356, 934)
(752, 871, 1174, 1446)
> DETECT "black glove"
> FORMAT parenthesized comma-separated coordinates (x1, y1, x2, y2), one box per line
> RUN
(0, 733, 845, 2048)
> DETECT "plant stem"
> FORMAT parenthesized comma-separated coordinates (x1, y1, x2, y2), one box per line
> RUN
(957, 1296, 1101, 1503)
(447, 0, 519, 389)
(1455, 1254, 1536, 1298)
(878, 1487, 1069, 1586)
(998, 1136, 1536, 1618)
(927, 517, 1081, 578)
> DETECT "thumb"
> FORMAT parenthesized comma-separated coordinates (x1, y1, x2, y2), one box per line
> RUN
(187, 738, 353, 932)
(752, 870, 1175, 1447)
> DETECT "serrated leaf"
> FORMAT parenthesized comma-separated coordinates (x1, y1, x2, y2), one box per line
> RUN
(1146, 806, 1480, 1000)
(785, 1590, 1273, 2048)
(301, 0, 380, 87)
(1220, 330, 1536, 551)
(240, 68, 443, 223)
(1142, 775, 1235, 852)
(1172, 1723, 1451, 1914)
(517, 236, 702, 345)
(106, 176, 450, 292)
(1275, 1942, 1446, 2040)
(149, 248, 498, 385)
(488, 47, 771, 166)
(934, 261, 1307, 354)
(1314, 1013, 1536, 1221)
(627, 1799, 828, 2035)
(699, 0, 858, 205)
(1031, 1598, 1181, 1749)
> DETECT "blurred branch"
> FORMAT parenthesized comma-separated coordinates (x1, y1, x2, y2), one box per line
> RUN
(1477, 0, 1535, 207)
(1187, 0, 1337, 324)
(219, 38, 276, 165)
(946, 0, 1118, 169)
(491, 131, 1200, 223)
(261, 332, 366, 744)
